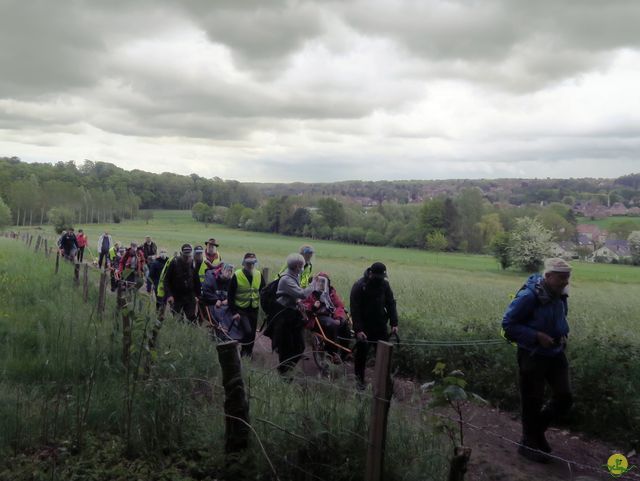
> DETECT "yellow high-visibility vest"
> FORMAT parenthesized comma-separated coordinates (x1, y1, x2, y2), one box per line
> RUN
(234, 269, 261, 309)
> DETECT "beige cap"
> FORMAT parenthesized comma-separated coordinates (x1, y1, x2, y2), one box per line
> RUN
(544, 258, 572, 273)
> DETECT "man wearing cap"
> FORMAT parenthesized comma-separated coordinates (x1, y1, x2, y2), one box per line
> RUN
(278, 245, 314, 288)
(163, 244, 198, 322)
(350, 262, 398, 389)
(227, 253, 265, 357)
(192, 245, 209, 297)
(502, 258, 574, 463)
(205, 239, 222, 267)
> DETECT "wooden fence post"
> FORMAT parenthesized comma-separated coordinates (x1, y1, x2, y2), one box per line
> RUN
(55, 251, 60, 274)
(28, 234, 33, 247)
(117, 283, 132, 367)
(144, 308, 165, 378)
(74, 263, 80, 286)
(34, 235, 41, 252)
(82, 264, 89, 302)
(217, 341, 250, 453)
(261, 267, 270, 283)
(44, 239, 49, 257)
(97, 271, 107, 319)
(365, 341, 394, 481)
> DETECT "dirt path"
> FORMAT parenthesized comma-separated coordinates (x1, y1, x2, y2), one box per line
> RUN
(250, 333, 637, 481)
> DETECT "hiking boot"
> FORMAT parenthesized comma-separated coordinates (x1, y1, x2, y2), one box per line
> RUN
(517, 439, 551, 464)
(536, 431, 552, 453)
(356, 380, 367, 392)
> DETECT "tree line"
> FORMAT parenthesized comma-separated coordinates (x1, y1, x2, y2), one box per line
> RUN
(0, 157, 259, 228)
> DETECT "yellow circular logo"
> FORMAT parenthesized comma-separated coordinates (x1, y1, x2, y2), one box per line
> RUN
(606, 454, 632, 478)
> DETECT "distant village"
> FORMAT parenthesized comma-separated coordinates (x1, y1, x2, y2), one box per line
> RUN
(552, 201, 640, 264)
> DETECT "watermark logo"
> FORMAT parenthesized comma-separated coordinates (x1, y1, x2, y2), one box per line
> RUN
(604, 454, 637, 478)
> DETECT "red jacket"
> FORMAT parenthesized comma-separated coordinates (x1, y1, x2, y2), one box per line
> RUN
(302, 287, 346, 320)
(76, 233, 87, 248)
(118, 249, 146, 275)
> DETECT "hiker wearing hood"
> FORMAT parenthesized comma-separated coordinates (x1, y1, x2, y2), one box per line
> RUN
(350, 262, 398, 388)
(302, 272, 347, 357)
(501, 258, 573, 463)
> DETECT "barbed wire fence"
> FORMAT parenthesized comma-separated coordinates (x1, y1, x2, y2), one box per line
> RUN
(3, 231, 637, 481)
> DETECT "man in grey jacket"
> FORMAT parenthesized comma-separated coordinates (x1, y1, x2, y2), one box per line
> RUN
(274, 253, 314, 375)
(97, 231, 112, 269)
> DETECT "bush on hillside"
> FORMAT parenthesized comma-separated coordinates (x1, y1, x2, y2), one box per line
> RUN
(48, 207, 74, 234)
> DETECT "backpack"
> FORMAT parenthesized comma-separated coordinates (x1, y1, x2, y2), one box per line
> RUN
(259, 278, 281, 318)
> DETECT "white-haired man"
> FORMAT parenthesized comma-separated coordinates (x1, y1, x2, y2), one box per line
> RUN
(273, 253, 315, 375)
(502, 258, 574, 463)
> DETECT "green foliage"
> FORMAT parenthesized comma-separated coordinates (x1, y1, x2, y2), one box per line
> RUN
(0, 196, 11, 228)
(317, 198, 346, 229)
(629, 231, 640, 265)
(190, 202, 210, 223)
(508, 217, 552, 272)
(427, 363, 487, 447)
(48, 207, 75, 234)
(0, 239, 448, 480)
(425, 231, 448, 252)
(490, 231, 511, 270)
(609, 219, 639, 240)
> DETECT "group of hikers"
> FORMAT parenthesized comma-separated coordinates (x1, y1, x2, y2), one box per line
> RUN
(57, 230, 399, 387)
(56, 227, 575, 463)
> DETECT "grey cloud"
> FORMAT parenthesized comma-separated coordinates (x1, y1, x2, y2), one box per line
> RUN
(0, 0, 107, 97)
(338, 0, 640, 91)
(182, 2, 325, 75)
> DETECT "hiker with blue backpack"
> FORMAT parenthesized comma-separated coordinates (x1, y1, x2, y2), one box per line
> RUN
(502, 258, 574, 464)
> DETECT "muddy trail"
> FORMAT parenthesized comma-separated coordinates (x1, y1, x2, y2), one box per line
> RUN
(55, 254, 637, 481)
(250, 333, 638, 481)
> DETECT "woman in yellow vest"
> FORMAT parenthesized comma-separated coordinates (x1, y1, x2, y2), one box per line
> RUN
(227, 253, 265, 357)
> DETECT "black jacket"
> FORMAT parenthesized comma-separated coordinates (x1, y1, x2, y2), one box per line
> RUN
(350, 269, 398, 333)
(142, 241, 157, 260)
(59, 233, 78, 252)
(164, 257, 197, 299)
(202, 269, 231, 305)
(148, 257, 169, 294)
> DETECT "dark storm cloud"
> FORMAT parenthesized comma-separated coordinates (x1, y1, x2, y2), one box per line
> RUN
(0, 0, 639, 180)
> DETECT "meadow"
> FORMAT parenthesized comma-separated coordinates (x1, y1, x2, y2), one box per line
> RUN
(0, 236, 448, 480)
(5, 209, 640, 455)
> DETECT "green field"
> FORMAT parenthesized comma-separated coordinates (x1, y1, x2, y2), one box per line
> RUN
(9, 210, 640, 445)
(580, 215, 640, 231)
(0, 237, 447, 480)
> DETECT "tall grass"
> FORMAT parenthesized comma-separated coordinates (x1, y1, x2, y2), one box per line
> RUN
(0, 238, 448, 480)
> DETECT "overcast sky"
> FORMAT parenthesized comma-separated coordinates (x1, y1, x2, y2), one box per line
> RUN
(1, 0, 639, 182)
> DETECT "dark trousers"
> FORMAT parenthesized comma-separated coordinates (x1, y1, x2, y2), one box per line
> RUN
(354, 328, 389, 383)
(77, 246, 85, 263)
(171, 296, 197, 323)
(517, 348, 573, 441)
(275, 308, 306, 375)
(99, 250, 108, 268)
(236, 308, 259, 357)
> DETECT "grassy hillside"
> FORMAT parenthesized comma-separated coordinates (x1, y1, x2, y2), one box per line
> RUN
(13, 210, 640, 445)
(0, 237, 447, 480)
